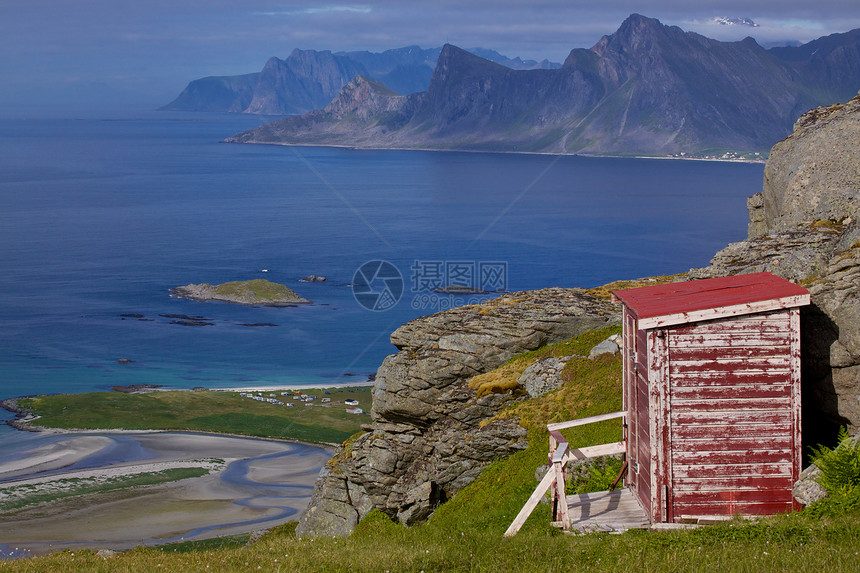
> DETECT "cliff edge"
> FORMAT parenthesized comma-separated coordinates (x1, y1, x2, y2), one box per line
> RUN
(691, 92, 860, 444)
(295, 288, 619, 537)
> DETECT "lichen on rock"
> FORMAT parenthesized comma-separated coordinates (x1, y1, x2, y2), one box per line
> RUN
(296, 287, 619, 537)
(691, 93, 860, 444)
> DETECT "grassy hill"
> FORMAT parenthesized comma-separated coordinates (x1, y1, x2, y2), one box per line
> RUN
(6, 329, 860, 571)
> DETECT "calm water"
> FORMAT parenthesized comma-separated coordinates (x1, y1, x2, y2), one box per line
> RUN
(0, 109, 764, 403)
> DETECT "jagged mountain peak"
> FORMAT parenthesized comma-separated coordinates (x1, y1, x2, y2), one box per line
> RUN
(226, 15, 860, 156)
(591, 13, 686, 57)
(289, 47, 334, 58)
(437, 44, 506, 67)
(322, 74, 406, 120)
(431, 44, 509, 82)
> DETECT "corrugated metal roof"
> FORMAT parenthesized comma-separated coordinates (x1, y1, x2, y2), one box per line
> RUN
(612, 272, 809, 320)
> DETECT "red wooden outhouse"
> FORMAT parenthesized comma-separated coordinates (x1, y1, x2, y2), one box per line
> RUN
(612, 272, 810, 523)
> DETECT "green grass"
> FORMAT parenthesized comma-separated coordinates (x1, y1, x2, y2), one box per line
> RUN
(6, 330, 860, 571)
(15, 387, 373, 445)
(211, 279, 301, 301)
(153, 533, 252, 554)
(0, 467, 211, 512)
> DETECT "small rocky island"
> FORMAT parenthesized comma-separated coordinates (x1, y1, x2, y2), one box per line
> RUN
(170, 279, 311, 306)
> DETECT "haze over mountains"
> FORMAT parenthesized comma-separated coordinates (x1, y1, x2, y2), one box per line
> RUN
(217, 15, 860, 157)
(161, 47, 559, 116)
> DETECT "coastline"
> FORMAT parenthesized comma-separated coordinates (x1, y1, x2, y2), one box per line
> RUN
(225, 139, 766, 164)
(1, 379, 374, 443)
(0, 381, 373, 554)
(0, 431, 332, 556)
(210, 379, 373, 393)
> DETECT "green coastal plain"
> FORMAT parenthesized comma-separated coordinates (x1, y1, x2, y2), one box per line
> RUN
(6, 328, 860, 571)
(14, 386, 372, 445)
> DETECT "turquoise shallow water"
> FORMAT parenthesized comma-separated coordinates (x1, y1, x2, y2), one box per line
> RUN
(0, 108, 764, 400)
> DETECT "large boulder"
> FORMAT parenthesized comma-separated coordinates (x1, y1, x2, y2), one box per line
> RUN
(749, 95, 860, 237)
(691, 93, 860, 446)
(296, 288, 619, 537)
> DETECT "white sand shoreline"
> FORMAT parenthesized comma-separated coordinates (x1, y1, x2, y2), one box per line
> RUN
(0, 431, 331, 556)
(209, 379, 373, 393)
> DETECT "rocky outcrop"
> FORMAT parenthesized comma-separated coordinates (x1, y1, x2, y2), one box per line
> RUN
(518, 357, 577, 398)
(749, 95, 860, 237)
(170, 279, 310, 306)
(690, 93, 860, 445)
(295, 288, 619, 537)
(792, 464, 828, 506)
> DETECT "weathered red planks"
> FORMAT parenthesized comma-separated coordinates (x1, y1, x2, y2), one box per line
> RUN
(672, 449, 792, 465)
(669, 346, 789, 361)
(670, 333, 791, 347)
(672, 423, 793, 440)
(674, 501, 794, 518)
(671, 398, 792, 412)
(673, 463, 792, 478)
(670, 371, 790, 386)
(672, 475, 794, 490)
(671, 313, 789, 334)
(673, 490, 794, 504)
(672, 436, 793, 452)
(671, 410, 791, 426)
(670, 385, 790, 400)
(669, 358, 791, 374)
(615, 273, 808, 524)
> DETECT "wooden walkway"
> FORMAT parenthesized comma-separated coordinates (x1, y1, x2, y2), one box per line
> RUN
(555, 488, 650, 533)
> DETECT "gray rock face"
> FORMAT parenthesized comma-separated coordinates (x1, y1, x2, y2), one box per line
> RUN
(296, 288, 619, 537)
(518, 357, 576, 398)
(792, 464, 828, 506)
(589, 336, 620, 359)
(691, 94, 860, 444)
(750, 95, 860, 237)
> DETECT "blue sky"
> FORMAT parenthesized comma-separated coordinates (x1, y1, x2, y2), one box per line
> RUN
(1, 1, 858, 112)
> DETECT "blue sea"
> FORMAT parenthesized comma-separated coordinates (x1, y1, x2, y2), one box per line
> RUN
(0, 108, 764, 410)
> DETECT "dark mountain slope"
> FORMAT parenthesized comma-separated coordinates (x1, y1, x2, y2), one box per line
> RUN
(162, 46, 560, 115)
(244, 50, 367, 115)
(160, 73, 259, 113)
(566, 14, 815, 152)
(770, 28, 860, 100)
(338, 46, 440, 96)
(228, 14, 860, 155)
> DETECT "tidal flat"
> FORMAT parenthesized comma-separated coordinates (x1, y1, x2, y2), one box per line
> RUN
(0, 431, 332, 556)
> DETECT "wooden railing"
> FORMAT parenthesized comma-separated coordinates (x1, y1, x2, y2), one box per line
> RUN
(503, 411, 626, 537)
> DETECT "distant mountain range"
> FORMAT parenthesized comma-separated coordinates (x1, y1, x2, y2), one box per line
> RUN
(224, 14, 860, 156)
(161, 46, 560, 115)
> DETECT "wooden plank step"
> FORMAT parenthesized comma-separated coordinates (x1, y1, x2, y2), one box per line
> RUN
(564, 488, 651, 533)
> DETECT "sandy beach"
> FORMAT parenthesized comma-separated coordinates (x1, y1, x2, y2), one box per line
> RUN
(0, 431, 331, 557)
(209, 379, 373, 393)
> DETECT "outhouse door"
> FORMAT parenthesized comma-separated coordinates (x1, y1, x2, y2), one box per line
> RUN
(661, 309, 803, 522)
